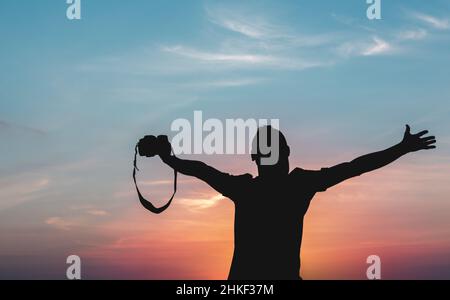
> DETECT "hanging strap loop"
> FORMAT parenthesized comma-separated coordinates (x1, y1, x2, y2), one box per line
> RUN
(133, 144, 177, 214)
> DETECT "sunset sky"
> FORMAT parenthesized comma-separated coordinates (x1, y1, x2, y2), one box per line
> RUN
(1, 0, 450, 279)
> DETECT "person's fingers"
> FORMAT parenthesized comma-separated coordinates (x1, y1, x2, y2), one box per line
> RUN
(423, 140, 436, 145)
(405, 124, 411, 135)
(415, 130, 429, 137)
(143, 135, 156, 141)
(424, 145, 436, 150)
(421, 136, 435, 141)
(158, 135, 169, 143)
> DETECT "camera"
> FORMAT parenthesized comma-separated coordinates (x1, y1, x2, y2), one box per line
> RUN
(137, 135, 170, 157)
(133, 134, 176, 214)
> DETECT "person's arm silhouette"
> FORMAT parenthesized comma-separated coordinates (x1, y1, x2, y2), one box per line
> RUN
(155, 137, 249, 197)
(309, 125, 436, 191)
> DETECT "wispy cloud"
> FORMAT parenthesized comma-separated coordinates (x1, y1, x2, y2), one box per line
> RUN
(397, 28, 428, 41)
(45, 209, 108, 230)
(178, 194, 224, 211)
(338, 37, 393, 57)
(0, 177, 50, 211)
(182, 78, 265, 88)
(209, 14, 272, 39)
(206, 6, 286, 40)
(332, 10, 447, 56)
(412, 12, 450, 30)
(207, 7, 335, 48)
(137, 179, 197, 187)
(138, 179, 175, 186)
(163, 45, 274, 64)
(79, 6, 438, 87)
(45, 217, 75, 231)
(363, 37, 392, 56)
(331, 13, 376, 32)
(69, 204, 110, 217)
(162, 45, 327, 70)
(87, 210, 109, 216)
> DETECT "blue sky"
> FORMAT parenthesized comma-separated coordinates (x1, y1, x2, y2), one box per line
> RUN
(1, 0, 450, 279)
(2, 0, 449, 175)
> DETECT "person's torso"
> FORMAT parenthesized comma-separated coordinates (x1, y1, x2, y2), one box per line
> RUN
(228, 171, 316, 279)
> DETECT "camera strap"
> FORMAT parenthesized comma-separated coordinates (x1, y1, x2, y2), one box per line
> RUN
(132, 145, 177, 214)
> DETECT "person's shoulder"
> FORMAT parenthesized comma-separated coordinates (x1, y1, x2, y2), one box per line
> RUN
(234, 173, 254, 181)
(229, 173, 253, 188)
(290, 167, 332, 192)
(291, 167, 305, 174)
(290, 167, 327, 181)
(221, 173, 253, 200)
(291, 167, 319, 176)
(292, 167, 330, 173)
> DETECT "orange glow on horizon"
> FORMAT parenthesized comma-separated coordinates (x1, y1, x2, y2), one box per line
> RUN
(80, 161, 450, 279)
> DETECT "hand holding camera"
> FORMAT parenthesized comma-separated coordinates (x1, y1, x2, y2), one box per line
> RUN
(133, 134, 177, 214)
(138, 135, 172, 159)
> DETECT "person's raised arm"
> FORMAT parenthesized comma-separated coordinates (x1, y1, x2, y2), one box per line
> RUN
(141, 135, 237, 195)
(316, 125, 436, 190)
(162, 156, 228, 187)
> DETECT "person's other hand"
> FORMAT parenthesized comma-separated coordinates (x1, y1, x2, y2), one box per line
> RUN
(401, 125, 436, 153)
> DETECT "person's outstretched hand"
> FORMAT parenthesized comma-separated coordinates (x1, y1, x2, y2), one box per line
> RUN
(401, 125, 436, 153)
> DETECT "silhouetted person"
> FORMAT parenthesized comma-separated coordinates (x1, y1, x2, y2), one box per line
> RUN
(147, 125, 436, 280)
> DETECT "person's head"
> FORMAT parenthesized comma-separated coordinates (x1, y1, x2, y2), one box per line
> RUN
(251, 126, 290, 177)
